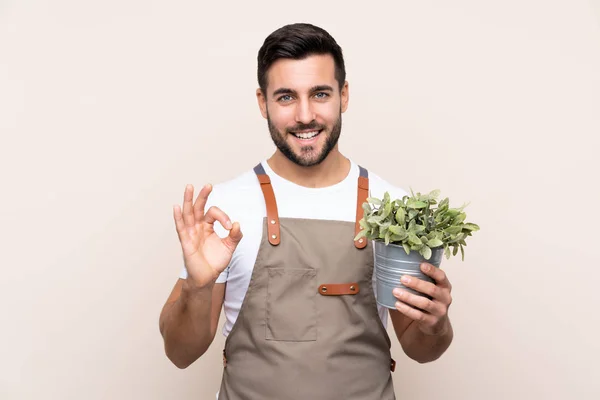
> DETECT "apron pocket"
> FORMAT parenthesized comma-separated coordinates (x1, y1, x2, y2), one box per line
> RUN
(266, 267, 317, 341)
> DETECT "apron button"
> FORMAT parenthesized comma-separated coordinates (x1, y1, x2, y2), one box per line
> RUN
(270, 219, 276, 224)
(271, 234, 277, 239)
(358, 239, 364, 243)
(350, 286, 356, 291)
(321, 287, 327, 293)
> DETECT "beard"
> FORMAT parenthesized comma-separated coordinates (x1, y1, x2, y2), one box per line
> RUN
(267, 110, 342, 167)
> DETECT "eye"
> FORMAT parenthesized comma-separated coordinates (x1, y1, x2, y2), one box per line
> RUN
(278, 95, 293, 102)
(314, 92, 329, 99)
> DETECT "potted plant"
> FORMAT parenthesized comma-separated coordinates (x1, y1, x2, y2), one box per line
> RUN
(354, 189, 480, 309)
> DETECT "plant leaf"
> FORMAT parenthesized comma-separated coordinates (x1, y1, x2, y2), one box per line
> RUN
(444, 245, 451, 259)
(445, 226, 462, 235)
(408, 219, 417, 232)
(403, 243, 411, 255)
(420, 245, 432, 260)
(408, 233, 422, 245)
(395, 209, 406, 225)
(454, 212, 466, 224)
(382, 201, 392, 218)
(408, 209, 419, 221)
(368, 215, 385, 224)
(359, 219, 370, 229)
(436, 215, 451, 226)
(354, 230, 367, 241)
(428, 238, 444, 248)
(414, 224, 425, 233)
(447, 208, 460, 218)
(407, 200, 428, 209)
(390, 234, 405, 241)
(379, 221, 391, 234)
(428, 189, 441, 199)
(388, 225, 405, 235)
(438, 198, 449, 209)
(383, 191, 391, 204)
(463, 223, 480, 231)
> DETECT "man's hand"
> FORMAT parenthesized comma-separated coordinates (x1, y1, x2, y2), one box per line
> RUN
(173, 184, 243, 290)
(392, 263, 453, 335)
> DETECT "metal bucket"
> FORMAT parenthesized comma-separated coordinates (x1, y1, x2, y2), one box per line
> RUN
(373, 240, 444, 309)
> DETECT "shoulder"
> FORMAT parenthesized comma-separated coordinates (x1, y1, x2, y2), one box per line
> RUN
(205, 164, 264, 223)
(209, 166, 259, 201)
(362, 166, 409, 201)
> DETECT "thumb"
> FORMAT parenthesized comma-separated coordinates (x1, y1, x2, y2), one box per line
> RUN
(223, 222, 243, 249)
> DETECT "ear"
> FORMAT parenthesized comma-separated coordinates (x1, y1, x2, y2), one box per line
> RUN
(256, 88, 268, 119)
(341, 81, 349, 113)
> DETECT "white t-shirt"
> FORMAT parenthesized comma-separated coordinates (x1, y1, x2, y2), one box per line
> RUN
(179, 158, 408, 337)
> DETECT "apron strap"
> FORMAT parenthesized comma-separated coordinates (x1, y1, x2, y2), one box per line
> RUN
(355, 166, 369, 249)
(254, 162, 369, 248)
(254, 163, 281, 246)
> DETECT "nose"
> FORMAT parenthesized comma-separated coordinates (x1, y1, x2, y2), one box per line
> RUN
(294, 97, 316, 124)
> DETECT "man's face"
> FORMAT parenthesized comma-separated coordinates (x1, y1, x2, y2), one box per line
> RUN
(257, 54, 349, 167)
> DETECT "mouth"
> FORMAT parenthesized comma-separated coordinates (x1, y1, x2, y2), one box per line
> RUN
(290, 129, 323, 142)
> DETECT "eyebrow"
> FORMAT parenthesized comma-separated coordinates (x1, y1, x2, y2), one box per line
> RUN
(272, 85, 335, 97)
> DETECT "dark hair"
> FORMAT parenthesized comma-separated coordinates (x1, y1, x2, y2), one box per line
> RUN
(257, 23, 346, 96)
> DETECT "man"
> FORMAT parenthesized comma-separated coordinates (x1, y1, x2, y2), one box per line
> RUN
(159, 23, 454, 400)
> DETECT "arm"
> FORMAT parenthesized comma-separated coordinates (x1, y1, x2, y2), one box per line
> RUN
(159, 183, 242, 369)
(389, 262, 454, 363)
(390, 310, 453, 364)
(159, 279, 225, 369)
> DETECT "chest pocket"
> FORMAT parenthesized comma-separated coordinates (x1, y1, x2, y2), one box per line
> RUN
(266, 267, 317, 342)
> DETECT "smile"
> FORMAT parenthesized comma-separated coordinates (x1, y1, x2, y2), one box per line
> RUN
(291, 130, 322, 140)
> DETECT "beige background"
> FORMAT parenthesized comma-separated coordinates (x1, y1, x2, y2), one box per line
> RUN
(1, 0, 599, 399)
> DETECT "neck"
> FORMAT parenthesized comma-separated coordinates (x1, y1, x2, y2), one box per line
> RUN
(267, 149, 350, 188)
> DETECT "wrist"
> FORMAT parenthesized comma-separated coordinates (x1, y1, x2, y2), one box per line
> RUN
(182, 277, 215, 298)
(419, 316, 451, 336)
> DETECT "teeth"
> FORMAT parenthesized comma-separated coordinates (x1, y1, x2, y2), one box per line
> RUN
(293, 130, 320, 139)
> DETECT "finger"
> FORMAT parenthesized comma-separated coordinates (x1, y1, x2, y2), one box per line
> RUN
(400, 275, 445, 302)
(193, 184, 212, 224)
(222, 221, 243, 251)
(394, 300, 434, 325)
(420, 263, 452, 290)
(204, 206, 233, 230)
(173, 204, 189, 243)
(393, 288, 445, 317)
(182, 184, 195, 227)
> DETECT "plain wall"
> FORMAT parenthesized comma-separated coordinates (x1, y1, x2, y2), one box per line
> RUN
(1, 0, 599, 399)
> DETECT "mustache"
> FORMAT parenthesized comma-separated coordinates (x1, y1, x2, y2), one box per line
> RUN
(286, 122, 326, 133)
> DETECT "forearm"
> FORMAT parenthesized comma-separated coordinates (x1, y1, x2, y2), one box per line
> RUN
(399, 316, 454, 364)
(160, 281, 215, 368)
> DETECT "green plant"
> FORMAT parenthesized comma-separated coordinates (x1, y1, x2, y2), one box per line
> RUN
(354, 189, 480, 260)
